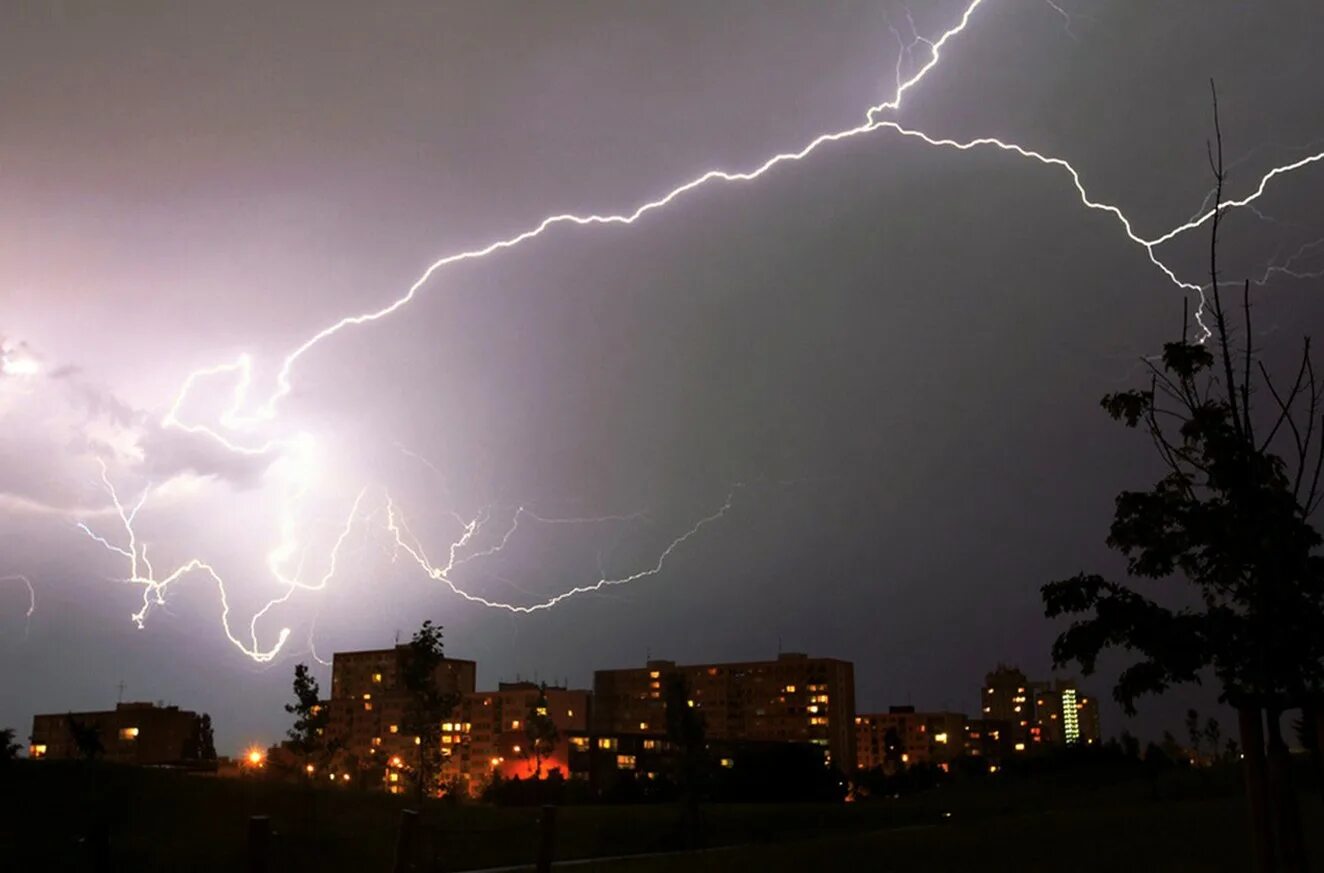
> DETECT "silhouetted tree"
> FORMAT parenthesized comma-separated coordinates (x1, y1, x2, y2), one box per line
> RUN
(664, 673, 707, 847)
(399, 620, 460, 802)
(285, 663, 331, 775)
(882, 727, 904, 772)
(0, 728, 21, 763)
(66, 715, 103, 761)
(522, 683, 560, 779)
(1042, 88, 1324, 873)
(183, 713, 217, 761)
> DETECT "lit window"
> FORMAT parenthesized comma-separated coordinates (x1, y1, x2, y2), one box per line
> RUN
(809, 716, 828, 726)
(372, 737, 382, 747)
(306, 764, 315, 774)
(687, 699, 695, 708)
(442, 736, 453, 745)
(1014, 742, 1026, 752)
(363, 693, 372, 701)
(342, 773, 351, 782)
(390, 756, 403, 767)
(414, 736, 421, 745)
(784, 685, 796, 693)
(372, 672, 383, 683)
(648, 671, 660, 679)
(567, 709, 574, 718)
(570, 736, 588, 750)
(807, 705, 820, 714)
(442, 723, 454, 732)
(638, 721, 649, 731)
(616, 754, 636, 770)
(389, 725, 399, 734)
(988, 764, 999, 774)
(511, 720, 521, 730)
(597, 737, 617, 750)
(719, 757, 735, 769)
(389, 772, 400, 783)
(901, 753, 910, 763)
(30, 744, 47, 758)
(119, 727, 140, 740)
(364, 702, 373, 712)
(934, 732, 949, 744)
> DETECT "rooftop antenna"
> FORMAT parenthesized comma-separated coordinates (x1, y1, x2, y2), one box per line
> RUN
(394, 629, 401, 645)
(116, 681, 126, 704)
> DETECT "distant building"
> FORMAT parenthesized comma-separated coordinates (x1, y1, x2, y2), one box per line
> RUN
(980, 665, 1099, 751)
(441, 681, 591, 795)
(326, 645, 476, 791)
(591, 652, 856, 771)
(854, 707, 967, 771)
(29, 702, 213, 766)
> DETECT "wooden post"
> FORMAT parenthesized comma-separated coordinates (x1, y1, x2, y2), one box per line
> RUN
(535, 805, 557, 873)
(247, 816, 271, 873)
(393, 808, 419, 873)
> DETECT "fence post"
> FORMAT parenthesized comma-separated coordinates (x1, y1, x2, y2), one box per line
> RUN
(393, 808, 420, 873)
(536, 805, 557, 873)
(247, 816, 271, 873)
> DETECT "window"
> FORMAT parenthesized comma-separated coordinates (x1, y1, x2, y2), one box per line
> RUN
(567, 709, 574, 718)
(364, 702, 373, 712)
(570, 736, 588, 750)
(389, 724, 399, 734)
(934, 732, 949, 744)
(784, 684, 796, 693)
(1014, 742, 1026, 752)
(616, 754, 636, 770)
(512, 744, 521, 754)
(510, 719, 521, 730)
(597, 737, 617, 750)
(119, 727, 139, 740)
(719, 757, 735, 769)
(809, 716, 828, 726)
(372, 672, 383, 684)
(372, 737, 382, 747)
(536, 706, 548, 716)
(31, 744, 47, 758)
(638, 721, 649, 731)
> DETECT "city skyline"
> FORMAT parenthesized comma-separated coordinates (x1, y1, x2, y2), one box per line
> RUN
(4, 0, 1324, 756)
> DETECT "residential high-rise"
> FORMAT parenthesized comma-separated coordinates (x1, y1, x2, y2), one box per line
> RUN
(325, 645, 476, 788)
(591, 652, 856, 771)
(440, 681, 591, 794)
(854, 707, 967, 771)
(29, 702, 212, 765)
(981, 665, 1099, 751)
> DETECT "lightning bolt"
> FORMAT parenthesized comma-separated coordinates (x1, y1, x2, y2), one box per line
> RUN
(1, 574, 37, 636)
(76, 458, 365, 661)
(385, 489, 738, 614)
(62, 0, 1324, 659)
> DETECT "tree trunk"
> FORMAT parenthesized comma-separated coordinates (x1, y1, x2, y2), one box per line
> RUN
(1267, 708, 1309, 873)
(1311, 700, 1324, 797)
(1240, 705, 1277, 873)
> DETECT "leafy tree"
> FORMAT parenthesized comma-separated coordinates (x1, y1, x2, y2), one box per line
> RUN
(0, 728, 21, 763)
(663, 673, 708, 847)
(882, 727, 904, 772)
(522, 683, 560, 779)
(66, 715, 104, 761)
(399, 620, 460, 802)
(1185, 709, 1203, 759)
(285, 664, 329, 764)
(184, 713, 217, 761)
(1042, 90, 1324, 872)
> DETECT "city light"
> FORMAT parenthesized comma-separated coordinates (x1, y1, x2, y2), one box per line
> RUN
(245, 748, 265, 767)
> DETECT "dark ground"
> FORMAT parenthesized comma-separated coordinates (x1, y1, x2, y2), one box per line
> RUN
(0, 759, 1320, 871)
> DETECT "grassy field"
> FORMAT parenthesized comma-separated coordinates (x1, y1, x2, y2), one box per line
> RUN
(1, 760, 1320, 871)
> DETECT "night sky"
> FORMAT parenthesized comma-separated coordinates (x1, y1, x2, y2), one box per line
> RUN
(4, 0, 1324, 755)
